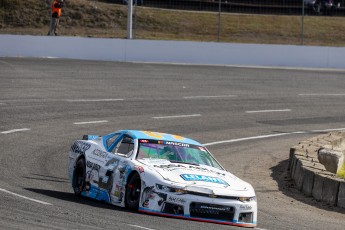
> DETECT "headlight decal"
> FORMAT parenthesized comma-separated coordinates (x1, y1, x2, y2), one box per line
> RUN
(156, 184, 187, 194)
(238, 196, 256, 202)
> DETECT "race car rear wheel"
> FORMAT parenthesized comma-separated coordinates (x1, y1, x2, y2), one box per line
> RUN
(73, 158, 86, 196)
(125, 173, 141, 210)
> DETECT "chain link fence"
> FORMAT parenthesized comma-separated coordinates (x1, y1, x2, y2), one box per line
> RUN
(0, 0, 344, 46)
(130, 0, 345, 46)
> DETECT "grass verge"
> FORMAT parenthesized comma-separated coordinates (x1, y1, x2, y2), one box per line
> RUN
(0, 0, 345, 46)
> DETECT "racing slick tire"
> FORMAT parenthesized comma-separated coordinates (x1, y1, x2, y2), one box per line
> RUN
(125, 173, 141, 210)
(72, 158, 86, 196)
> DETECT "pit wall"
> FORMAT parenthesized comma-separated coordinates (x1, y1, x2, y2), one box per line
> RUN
(288, 132, 345, 208)
(1, 35, 345, 69)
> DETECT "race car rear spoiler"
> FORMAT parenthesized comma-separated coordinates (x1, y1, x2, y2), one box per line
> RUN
(82, 135, 100, 140)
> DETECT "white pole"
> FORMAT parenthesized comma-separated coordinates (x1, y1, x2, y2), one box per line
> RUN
(127, 0, 133, 39)
(301, 0, 305, 45)
(218, 0, 221, 42)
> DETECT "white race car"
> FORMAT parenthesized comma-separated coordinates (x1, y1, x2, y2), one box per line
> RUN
(67, 130, 257, 227)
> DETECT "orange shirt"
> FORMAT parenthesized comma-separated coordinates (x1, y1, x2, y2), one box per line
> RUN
(52, 1, 62, 18)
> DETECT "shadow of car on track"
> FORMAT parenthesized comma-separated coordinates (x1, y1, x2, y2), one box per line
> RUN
(23, 187, 197, 220)
(24, 188, 128, 211)
(270, 159, 345, 214)
(23, 188, 217, 225)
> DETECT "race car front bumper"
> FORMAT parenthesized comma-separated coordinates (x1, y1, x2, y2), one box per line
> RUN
(139, 191, 257, 227)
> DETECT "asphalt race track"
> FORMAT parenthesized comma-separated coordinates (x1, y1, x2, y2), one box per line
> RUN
(1, 57, 345, 230)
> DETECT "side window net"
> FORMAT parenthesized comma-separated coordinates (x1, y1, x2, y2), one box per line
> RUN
(113, 135, 134, 157)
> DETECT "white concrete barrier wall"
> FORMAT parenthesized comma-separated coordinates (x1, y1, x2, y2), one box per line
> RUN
(0, 35, 345, 69)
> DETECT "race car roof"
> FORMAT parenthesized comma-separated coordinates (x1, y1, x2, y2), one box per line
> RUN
(124, 130, 202, 146)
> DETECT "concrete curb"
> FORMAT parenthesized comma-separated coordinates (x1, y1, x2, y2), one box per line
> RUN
(288, 132, 345, 208)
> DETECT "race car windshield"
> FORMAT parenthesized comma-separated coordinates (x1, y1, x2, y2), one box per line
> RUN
(137, 140, 223, 170)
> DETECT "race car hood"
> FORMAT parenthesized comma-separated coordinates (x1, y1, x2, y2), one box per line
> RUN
(138, 159, 255, 197)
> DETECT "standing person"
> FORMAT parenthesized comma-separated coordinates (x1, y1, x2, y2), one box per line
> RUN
(48, 0, 64, 36)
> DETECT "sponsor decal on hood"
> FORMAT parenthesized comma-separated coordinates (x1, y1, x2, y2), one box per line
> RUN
(180, 174, 229, 186)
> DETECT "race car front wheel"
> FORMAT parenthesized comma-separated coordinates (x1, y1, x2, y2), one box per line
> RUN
(125, 173, 141, 210)
(73, 158, 86, 196)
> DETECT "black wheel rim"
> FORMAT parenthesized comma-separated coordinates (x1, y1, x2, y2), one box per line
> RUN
(76, 167, 84, 189)
(127, 175, 141, 207)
